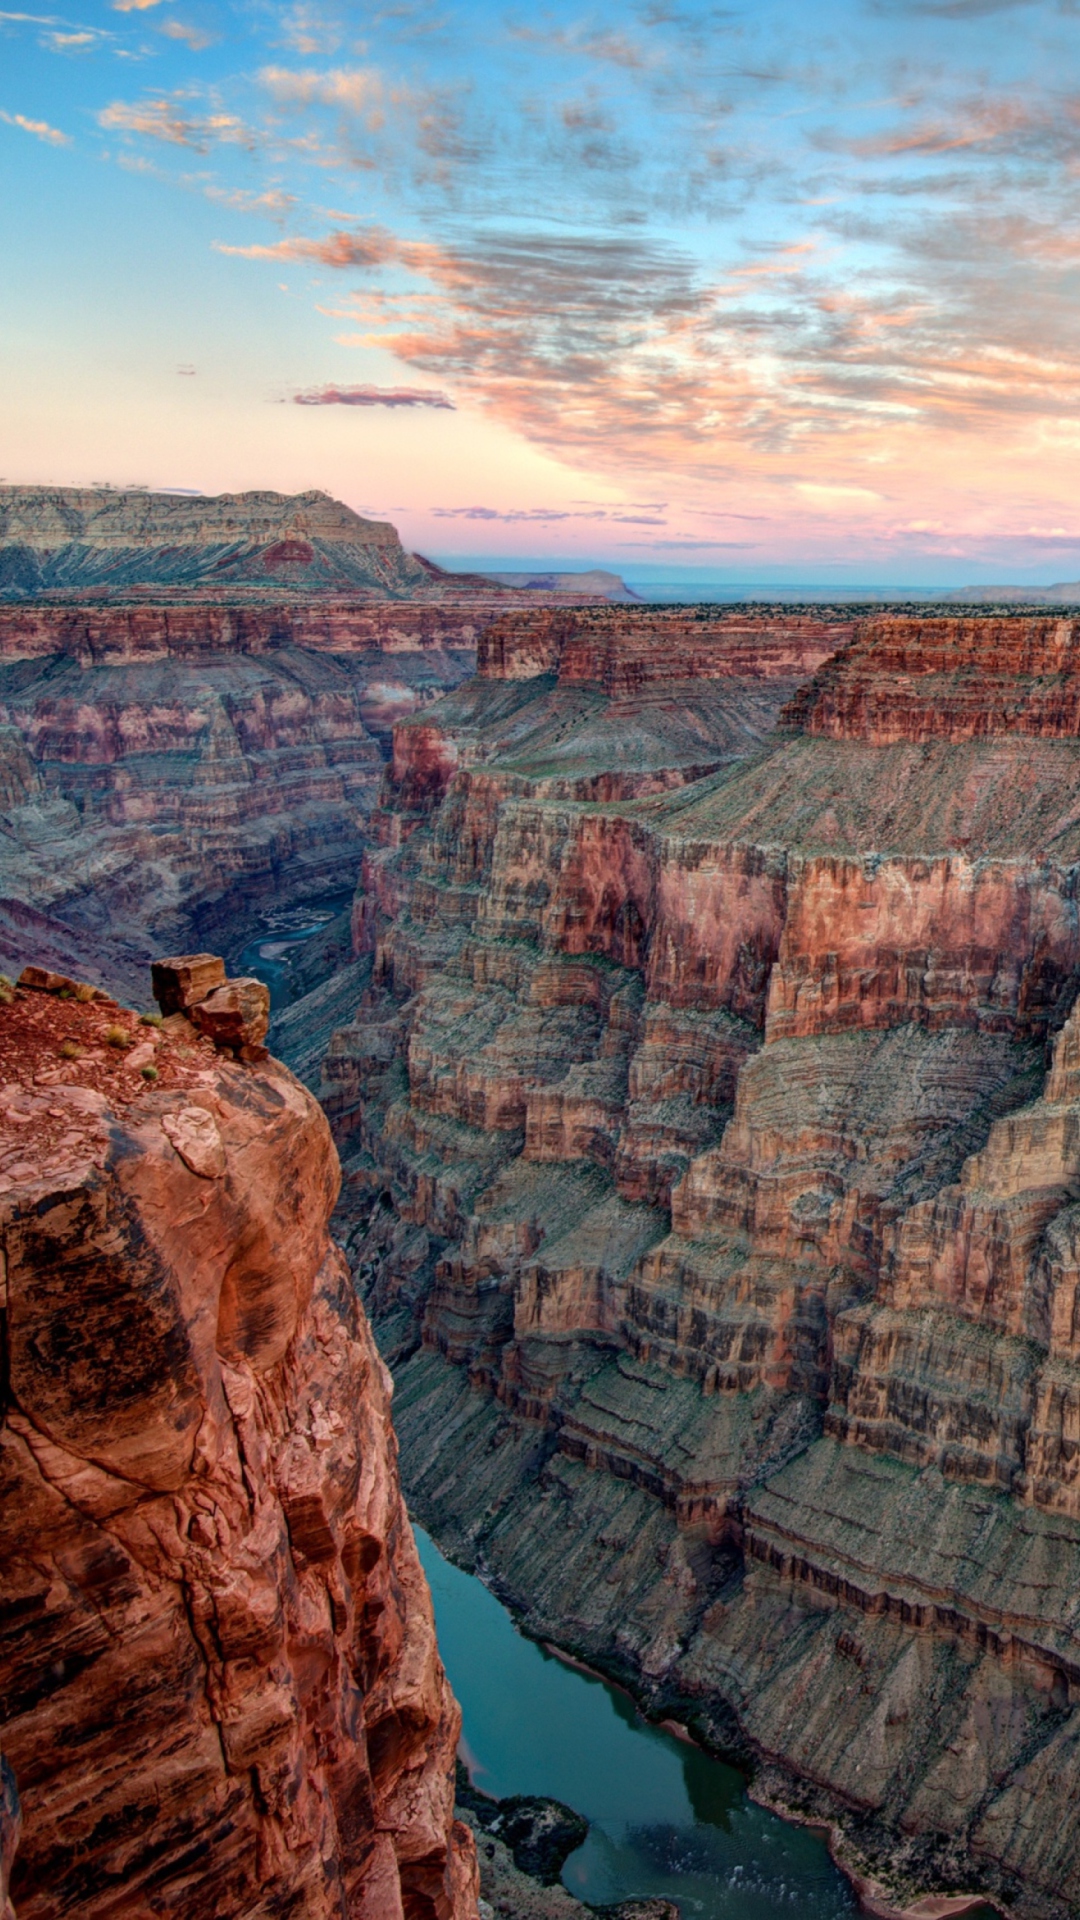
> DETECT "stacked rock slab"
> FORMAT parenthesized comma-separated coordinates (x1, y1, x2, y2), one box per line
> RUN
(327, 612, 1080, 1918)
(0, 965, 477, 1919)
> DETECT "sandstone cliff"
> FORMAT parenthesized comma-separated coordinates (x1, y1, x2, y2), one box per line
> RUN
(0, 970, 477, 1920)
(0, 487, 435, 602)
(324, 611, 1080, 1919)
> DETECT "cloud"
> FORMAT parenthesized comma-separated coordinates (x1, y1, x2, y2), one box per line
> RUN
(506, 21, 651, 69)
(867, 0, 1042, 13)
(99, 93, 257, 148)
(277, 4, 341, 54)
(257, 60, 486, 183)
(615, 536, 755, 548)
(0, 106, 69, 141)
(40, 27, 95, 46)
(796, 482, 885, 503)
(204, 185, 296, 216)
(260, 62, 383, 113)
(292, 382, 454, 406)
(76, 0, 1080, 549)
(112, 0, 168, 10)
(430, 504, 668, 524)
(215, 224, 395, 265)
(158, 18, 215, 49)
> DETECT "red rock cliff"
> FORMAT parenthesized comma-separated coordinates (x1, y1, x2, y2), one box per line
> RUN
(0, 978, 477, 1920)
(0, 602, 489, 665)
(784, 613, 1080, 741)
(476, 605, 854, 687)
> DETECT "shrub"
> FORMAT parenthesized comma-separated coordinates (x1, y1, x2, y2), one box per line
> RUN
(139, 1011, 164, 1028)
(140, 1064, 159, 1082)
(105, 1025, 131, 1049)
(60, 1039, 83, 1061)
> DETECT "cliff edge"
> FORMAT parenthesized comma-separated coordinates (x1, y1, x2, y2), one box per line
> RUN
(0, 967, 477, 1919)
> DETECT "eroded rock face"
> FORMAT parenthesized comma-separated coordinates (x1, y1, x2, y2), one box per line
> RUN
(0, 978, 477, 1920)
(0, 628, 481, 996)
(326, 613, 1080, 1919)
(784, 613, 1080, 742)
(475, 606, 853, 688)
(0, 486, 433, 603)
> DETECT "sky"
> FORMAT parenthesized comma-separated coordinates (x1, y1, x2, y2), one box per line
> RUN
(4, 0, 1080, 584)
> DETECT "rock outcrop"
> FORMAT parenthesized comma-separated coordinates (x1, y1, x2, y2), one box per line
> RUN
(325, 612, 1080, 1919)
(784, 613, 1080, 742)
(0, 487, 435, 602)
(0, 602, 498, 666)
(0, 967, 477, 1920)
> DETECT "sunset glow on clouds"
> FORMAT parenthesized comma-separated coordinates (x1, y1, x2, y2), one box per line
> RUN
(3, 0, 1080, 581)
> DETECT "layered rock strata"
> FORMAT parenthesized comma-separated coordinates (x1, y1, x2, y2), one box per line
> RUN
(0, 603, 496, 667)
(0, 487, 628, 611)
(326, 614, 1080, 1918)
(0, 616, 481, 994)
(0, 486, 437, 602)
(0, 969, 477, 1920)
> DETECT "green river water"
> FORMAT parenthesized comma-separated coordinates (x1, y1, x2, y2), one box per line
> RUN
(416, 1527, 862, 1919)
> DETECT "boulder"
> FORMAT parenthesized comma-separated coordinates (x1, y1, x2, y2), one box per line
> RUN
(190, 975, 271, 1058)
(150, 952, 226, 1016)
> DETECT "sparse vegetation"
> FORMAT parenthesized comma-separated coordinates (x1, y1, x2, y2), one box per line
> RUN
(60, 1039, 83, 1060)
(140, 1064, 159, 1081)
(140, 1011, 164, 1028)
(105, 1025, 132, 1049)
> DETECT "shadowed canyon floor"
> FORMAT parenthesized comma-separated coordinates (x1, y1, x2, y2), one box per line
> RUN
(321, 610, 1080, 1920)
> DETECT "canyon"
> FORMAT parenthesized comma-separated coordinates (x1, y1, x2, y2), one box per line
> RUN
(324, 607, 1080, 1920)
(0, 487, 643, 1000)
(10, 486, 1080, 1920)
(0, 963, 478, 1920)
(0, 488, 499, 996)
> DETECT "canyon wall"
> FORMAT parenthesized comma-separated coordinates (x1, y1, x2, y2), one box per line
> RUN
(0, 604, 483, 996)
(0, 602, 496, 664)
(0, 487, 643, 997)
(0, 968, 477, 1920)
(325, 612, 1080, 1919)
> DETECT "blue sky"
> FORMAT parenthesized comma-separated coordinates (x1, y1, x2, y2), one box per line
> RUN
(4, 0, 1080, 582)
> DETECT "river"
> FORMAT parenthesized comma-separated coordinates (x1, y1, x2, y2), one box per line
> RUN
(416, 1526, 861, 1919)
(232, 895, 352, 1010)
